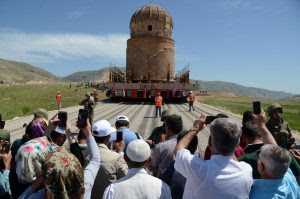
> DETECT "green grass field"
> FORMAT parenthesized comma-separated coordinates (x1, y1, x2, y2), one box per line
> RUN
(0, 84, 106, 120)
(200, 96, 300, 132)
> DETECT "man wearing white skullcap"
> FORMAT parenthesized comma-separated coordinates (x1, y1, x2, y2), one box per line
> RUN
(91, 120, 128, 198)
(103, 140, 171, 199)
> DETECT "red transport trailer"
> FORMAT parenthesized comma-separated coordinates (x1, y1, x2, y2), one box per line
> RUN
(105, 82, 194, 103)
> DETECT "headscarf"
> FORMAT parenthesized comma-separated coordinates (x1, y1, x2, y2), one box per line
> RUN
(15, 136, 56, 183)
(31, 118, 48, 138)
(43, 147, 84, 199)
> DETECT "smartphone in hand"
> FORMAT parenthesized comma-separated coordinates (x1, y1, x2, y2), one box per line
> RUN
(253, 101, 261, 114)
(116, 131, 123, 142)
(58, 111, 67, 128)
(77, 109, 89, 128)
(205, 116, 218, 124)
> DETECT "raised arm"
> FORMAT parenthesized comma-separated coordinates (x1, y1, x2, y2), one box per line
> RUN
(44, 113, 59, 138)
(174, 114, 206, 156)
(82, 122, 100, 199)
(252, 109, 277, 146)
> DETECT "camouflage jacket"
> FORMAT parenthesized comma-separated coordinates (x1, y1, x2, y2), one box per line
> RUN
(80, 99, 95, 113)
(266, 118, 293, 146)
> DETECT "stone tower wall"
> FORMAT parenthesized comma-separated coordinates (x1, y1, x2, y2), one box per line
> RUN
(127, 36, 174, 82)
(126, 4, 175, 82)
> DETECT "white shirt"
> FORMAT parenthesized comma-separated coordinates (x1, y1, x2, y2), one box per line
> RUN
(175, 149, 253, 199)
(103, 168, 171, 199)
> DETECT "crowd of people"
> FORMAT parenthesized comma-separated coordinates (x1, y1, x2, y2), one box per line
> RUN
(0, 100, 300, 199)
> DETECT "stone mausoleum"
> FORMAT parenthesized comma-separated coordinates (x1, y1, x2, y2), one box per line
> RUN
(126, 3, 175, 83)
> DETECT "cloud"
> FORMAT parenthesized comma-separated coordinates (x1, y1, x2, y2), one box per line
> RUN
(66, 10, 88, 19)
(0, 31, 129, 64)
(222, 0, 263, 10)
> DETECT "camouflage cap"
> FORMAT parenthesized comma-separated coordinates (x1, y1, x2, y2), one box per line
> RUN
(0, 129, 10, 142)
(161, 109, 172, 122)
(267, 103, 283, 116)
(34, 108, 48, 120)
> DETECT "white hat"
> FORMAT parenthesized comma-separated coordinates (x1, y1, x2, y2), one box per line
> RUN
(54, 127, 66, 135)
(92, 120, 116, 137)
(126, 140, 151, 163)
(116, 115, 129, 123)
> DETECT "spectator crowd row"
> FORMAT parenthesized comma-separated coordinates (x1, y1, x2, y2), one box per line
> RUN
(0, 102, 299, 199)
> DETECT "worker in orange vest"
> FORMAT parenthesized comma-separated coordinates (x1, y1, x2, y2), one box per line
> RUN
(188, 90, 195, 111)
(56, 91, 62, 110)
(155, 92, 163, 117)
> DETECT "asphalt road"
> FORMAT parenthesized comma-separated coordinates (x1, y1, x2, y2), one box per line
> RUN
(5, 101, 299, 157)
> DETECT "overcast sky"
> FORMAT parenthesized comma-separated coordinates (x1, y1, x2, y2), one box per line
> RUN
(0, 0, 299, 94)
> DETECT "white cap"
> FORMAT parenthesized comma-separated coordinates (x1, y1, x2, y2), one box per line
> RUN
(54, 127, 66, 135)
(92, 120, 116, 137)
(126, 140, 151, 163)
(116, 115, 129, 123)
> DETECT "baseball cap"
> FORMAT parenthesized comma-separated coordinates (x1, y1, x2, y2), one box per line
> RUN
(126, 140, 151, 162)
(93, 120, 116, 137)
(116, 115, 129, 123)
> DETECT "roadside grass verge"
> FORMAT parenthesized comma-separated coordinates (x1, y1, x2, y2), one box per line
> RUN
(0, 84, 106, 120)
(200, 96, 300, 132)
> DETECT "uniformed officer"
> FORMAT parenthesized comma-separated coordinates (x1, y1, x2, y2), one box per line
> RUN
(266, 103, 295, 149)
(79, 92, 95, 125)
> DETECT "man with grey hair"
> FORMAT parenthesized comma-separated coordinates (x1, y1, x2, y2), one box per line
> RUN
(174, 115, 253, 199)
(250, 144, 300, 198)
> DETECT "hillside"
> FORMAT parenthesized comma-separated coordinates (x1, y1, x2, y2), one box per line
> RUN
(284, 95, 300, 101)
(63, 67, 125, 82)
(192, 80, 294, 99)
(0, 59, 61, 83)
(0, 58, 295, 99)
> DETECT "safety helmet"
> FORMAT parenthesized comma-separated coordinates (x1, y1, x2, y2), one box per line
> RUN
(267, 103, 283, 116)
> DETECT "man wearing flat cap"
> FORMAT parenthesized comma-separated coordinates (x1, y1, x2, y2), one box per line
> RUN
(146, 109, 172, 148)
(103, 140, 171, 199)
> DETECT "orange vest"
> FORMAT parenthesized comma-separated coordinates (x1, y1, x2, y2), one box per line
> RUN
(155, 96, 163, 107)
(93, 93, 99, 100)
(56, 94, 62, 102)
(189, 94, 195, 102)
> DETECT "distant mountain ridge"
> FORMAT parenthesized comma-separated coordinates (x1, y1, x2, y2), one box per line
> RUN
(0, 59, 61, 83)
(191, 80, 294, 99)
(63, 67, 125, 82)
(0, 58, 296, 99)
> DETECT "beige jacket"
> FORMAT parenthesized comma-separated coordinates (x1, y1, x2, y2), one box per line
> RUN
(91, 143, 128, 199)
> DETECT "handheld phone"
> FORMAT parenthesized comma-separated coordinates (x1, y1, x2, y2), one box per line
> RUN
(2, 142, 10, 154)
(77, 109, 89, 128)
(253, 101, 261, 115)
(58, 111, 67, 128)
(205, 116, 218, 124)
(116, 131, 123, 142)
(0, 121, 5, 128)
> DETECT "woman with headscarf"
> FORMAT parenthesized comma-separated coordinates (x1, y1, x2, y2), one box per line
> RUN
(18, 121, 100, 199)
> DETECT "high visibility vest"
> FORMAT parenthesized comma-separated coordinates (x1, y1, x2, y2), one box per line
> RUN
(56, 94, 62, 102)
(189, 94, 195, 102)
(93, 93, 99, 100)
(155, 96, 163, 107)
